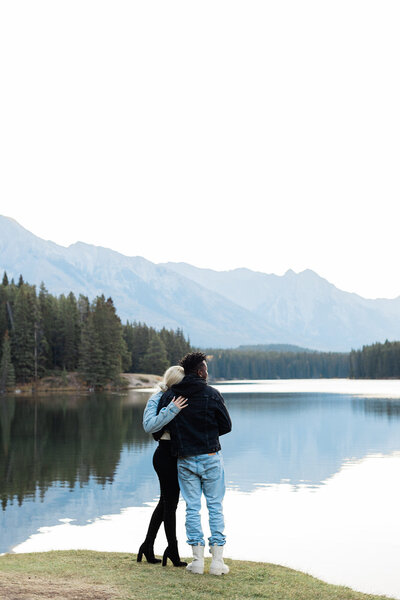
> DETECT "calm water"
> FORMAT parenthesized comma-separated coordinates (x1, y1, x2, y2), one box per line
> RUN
(1, 379, 400, 598)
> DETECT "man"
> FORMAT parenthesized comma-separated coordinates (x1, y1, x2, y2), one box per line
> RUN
(158, 351, 232, 575)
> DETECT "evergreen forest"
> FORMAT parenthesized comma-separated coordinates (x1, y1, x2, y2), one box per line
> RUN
(0, 273, 190, 391)
(349, 340, 400, 378)
(207, 348, 350, 379)
(1, 272, 400, 391)
(207, 342, 400, 380)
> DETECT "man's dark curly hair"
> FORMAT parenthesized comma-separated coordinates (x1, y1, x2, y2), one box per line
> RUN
(179, 351, 207, 375)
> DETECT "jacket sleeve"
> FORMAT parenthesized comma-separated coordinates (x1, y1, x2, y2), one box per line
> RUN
(143, 391, 180, 434)
(214, 391, 232, 436)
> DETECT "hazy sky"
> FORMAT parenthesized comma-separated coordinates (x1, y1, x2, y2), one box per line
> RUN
(1, 1, 399, 299)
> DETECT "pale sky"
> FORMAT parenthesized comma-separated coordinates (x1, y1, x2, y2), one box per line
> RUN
(1, 1, 399, 299)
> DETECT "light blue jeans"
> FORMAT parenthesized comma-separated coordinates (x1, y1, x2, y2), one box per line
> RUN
(177, 452, 226, 547)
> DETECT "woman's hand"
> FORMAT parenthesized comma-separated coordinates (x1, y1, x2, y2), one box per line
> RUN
(172, 396, 188, 410)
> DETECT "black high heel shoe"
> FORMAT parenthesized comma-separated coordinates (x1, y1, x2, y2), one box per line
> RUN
(162, 542, 187, 567)
(137, 542, 161, 564)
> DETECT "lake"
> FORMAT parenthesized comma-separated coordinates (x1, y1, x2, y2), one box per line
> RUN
(1, 379, 400, 598)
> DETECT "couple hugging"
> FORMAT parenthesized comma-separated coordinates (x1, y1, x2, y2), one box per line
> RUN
(138, 351, 232, 576)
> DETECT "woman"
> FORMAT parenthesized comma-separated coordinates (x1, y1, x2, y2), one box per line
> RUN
(137, 365, 188, 567)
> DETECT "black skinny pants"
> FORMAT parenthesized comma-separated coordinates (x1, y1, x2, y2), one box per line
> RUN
(144, 440, 180, 545)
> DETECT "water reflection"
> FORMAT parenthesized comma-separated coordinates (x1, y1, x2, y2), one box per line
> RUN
(353, 397, 400, 419)
(3, 388, 400, 516)
(222, 391, 400, 490)
(10, 454, 400, 599)
(1, 381, 400, 598)
(0, 393, 150, 511)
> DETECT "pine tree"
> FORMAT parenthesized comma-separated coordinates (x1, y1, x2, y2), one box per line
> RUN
(120, 336, 131, 373)
(92, 296, 123, 382)
(123, 321, 135, 371)
(59, 292, 81, 370)
(11, 284, 37, 382)
(0, 332, 16, 392)
(141, 333, 169, 375)
(0, 284, 8, 364)
(79, 314, 104, 388)
(38, 283, 57, 370)
(2, 272, 9, 287)
(4, 279, 17, 333)
(77, 294, 90, 324)
(79, 296, 127, 386)
(175, 328, 191, 360)
(130, 323, 151, 372)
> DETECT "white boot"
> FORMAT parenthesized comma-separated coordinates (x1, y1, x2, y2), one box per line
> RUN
(209, 544, 230, 575)
(186, 544, 204, 574)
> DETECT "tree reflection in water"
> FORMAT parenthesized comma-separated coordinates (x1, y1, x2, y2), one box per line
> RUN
(353, 398, 400, 419)
(0, 393, 150, 511)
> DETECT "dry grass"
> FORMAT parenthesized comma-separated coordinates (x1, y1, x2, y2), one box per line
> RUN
(0, 551, 395, 600)
(0, 571, 116, 600)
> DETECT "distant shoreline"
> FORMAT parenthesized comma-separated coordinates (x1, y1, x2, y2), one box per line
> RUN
(5, 373, 400, 396)
(3, 372, 162, 395)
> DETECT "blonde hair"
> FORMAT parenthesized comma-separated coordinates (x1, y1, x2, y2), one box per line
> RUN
(158, 365, 184, 392)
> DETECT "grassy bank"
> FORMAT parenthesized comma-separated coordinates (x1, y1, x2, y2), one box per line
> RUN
(0, 551, 394, 600)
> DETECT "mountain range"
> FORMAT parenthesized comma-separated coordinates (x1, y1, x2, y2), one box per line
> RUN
(1, 214, 400, 351)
